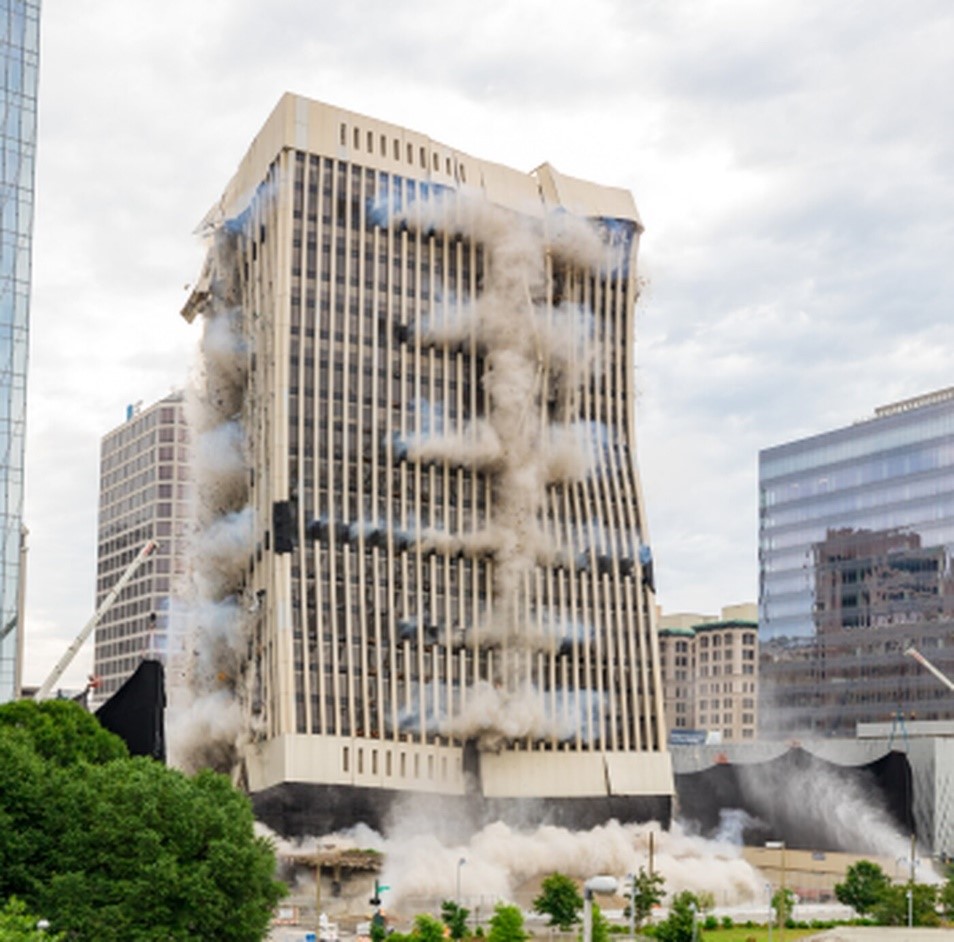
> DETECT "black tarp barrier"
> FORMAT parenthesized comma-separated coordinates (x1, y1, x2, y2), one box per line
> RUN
(95, 659, 166, 763)
(675, 747, 914, 851)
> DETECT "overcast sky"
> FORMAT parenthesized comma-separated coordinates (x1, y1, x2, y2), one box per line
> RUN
(23, 0, 954, 688)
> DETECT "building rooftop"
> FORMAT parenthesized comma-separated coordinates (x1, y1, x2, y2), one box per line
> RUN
(692, 619, 758, 633)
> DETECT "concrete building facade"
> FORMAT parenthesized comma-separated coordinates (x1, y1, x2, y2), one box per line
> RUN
(0, 0, 40, 702)
(181, 94, 672, 834)
(759, 387, 954, 735)
(94, 393, 190, 701)
(658, 604, 759, 742)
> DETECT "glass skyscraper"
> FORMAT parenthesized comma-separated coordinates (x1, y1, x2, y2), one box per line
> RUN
(759, 387, 954, 735)
(0, 0, 39, 702)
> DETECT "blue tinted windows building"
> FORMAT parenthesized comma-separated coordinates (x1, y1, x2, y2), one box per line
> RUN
(0, 0, 39, 702)
(759, 387, 954, 735)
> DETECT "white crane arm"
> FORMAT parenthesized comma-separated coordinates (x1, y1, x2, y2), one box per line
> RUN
(904, 645, 954, 694)
(34, 540, 158, 701)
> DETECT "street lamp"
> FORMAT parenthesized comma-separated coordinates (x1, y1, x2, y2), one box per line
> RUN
(765, 840, 786, 942)
(906, 887, 913, 928)
(765, 883, 773, 942)
(583, 875, 618, 942)
(688, 901, 698, 942)
(456, 857, 466, 909)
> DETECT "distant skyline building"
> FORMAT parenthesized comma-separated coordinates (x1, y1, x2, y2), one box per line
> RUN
(0, 0, 40, 702)
(180, 94, 672, 834)
(759, 387, 954, 735)
(94, 393, 190, 702)
(658, 603, 759, 742)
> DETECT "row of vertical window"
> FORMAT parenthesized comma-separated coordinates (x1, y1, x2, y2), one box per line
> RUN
(338, 121, 468, 183)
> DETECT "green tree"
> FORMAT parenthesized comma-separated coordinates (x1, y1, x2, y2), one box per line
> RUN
(589, 901, 611, 942)
(0, 702, 285, 941)
(654, 891, 699, 942)
(487, 903, 528, 942)
(533, 872, 583, 930)
(370, 912, 388, 942)
(771, 887, 795, 926)
(834, 859, 890, 916)
(870, 883, 939, 927)
(0, 699, 127, 766)
(441, 899, 470, 940)
(695, 891, 715, 914)
(941, 863, 954, 918)
(626, 867, 665, 928)
(413, 914, 447, 942)
(0, 898, 65, 941)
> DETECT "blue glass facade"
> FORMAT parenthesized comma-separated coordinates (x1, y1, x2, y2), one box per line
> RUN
(0, 0, 39, 702)
(759, 389, 954, 734)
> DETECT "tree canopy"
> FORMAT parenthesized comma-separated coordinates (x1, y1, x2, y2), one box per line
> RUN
(441, 899, 470, 940)
(487, 903, 528, 942)
(654, 891, 700, 942)
(871, 882, 939, 927)
(0, 698, 127, 767)
(0, 699, 284, 941)
(771, 887, 795, 926)
(532, 872, 582, 930)
(834, 859, 890, 917)
(626, 867, 665, 927)
(0, 898, 65, 941)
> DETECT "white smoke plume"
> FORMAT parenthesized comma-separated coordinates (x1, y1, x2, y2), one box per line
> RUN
(544, 422, 596, 483)
(192, 420, 247, 515)
(440, 681, 573, 748)
(407, 419, 503, 470)
(736, 756, 914, 861)
(167, 225, 255, 775)
(167, 687, 245, 772)
(279, 817, 764, 912)
(377, 189, 619, 748)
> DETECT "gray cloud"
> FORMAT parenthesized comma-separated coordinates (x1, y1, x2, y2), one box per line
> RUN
(21, 0, 954, 683)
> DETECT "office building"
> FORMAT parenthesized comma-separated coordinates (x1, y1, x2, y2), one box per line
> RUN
(0, 0, 40, 702)
(658, 604, 759, 742)
(94, 393, 190, 701)
(180, 94, 672, 834)
(759, 387, 954, 735)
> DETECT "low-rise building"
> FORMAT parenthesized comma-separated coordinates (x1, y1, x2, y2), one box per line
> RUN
(659, 604, 759, 742)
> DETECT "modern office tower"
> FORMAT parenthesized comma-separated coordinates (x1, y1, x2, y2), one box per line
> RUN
(0, 1, 40, 703)
(658, 604, 759, 742)
(759, 387, 954, 735)
(181, 94, 671, 834)
(94, 394, 190, 702)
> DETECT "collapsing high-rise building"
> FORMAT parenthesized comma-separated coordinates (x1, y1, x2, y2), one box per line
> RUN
(179, 94, 672, 835)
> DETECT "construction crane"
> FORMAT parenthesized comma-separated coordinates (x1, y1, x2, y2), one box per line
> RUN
(904, 645, 954, 694)
(34, 540, 158, 701)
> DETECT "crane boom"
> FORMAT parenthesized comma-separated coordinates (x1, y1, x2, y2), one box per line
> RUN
(34, 540, 158, 701)
(904, 645, 954, 694)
